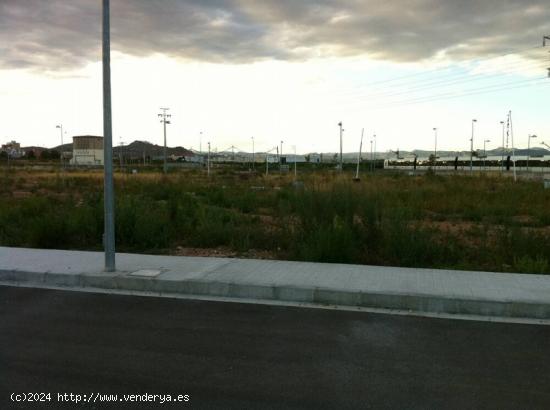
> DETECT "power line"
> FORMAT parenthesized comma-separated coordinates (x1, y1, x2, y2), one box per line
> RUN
(366, 77, 548, 110)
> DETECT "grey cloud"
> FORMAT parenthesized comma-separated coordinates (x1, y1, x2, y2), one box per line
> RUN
(1, 0, 549, 71)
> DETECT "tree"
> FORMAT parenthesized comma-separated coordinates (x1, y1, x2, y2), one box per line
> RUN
(26, 150, 36, 160)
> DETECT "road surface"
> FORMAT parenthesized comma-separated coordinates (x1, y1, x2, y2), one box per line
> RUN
(1, 286, 549, 409)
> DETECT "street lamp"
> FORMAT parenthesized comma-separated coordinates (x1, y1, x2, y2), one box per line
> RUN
(56, 124, 64, 168)
(483, 139, 490, 170)
(527, 134, 537, 172)
(338, 122, 343, 171)
(207, 142, 211, 177)
(293, 145, 297, 180)
(470, 119, 477, 172)
(251, 136, 255, 171)
(373, 134, 377, 172)
(370, 139, 374, 172)
(280, 140, 284, 171)
(433, 127, 438, 171)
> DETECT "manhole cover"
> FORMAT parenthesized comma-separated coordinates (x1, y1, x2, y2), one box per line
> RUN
(130, 269, 162, 277)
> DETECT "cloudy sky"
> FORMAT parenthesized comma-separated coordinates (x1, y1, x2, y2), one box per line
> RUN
(1, 0, 549, 153)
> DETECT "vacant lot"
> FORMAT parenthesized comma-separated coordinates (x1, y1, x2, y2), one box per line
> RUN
(1, 166, 549, 274)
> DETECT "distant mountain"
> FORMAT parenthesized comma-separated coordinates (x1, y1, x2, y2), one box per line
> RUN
(52, 140, 193, 159)
(48, 140, 550, 159)
(114, 140, 193, 159)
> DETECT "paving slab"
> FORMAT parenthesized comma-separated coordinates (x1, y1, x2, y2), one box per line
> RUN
(1, 246, 550, 319)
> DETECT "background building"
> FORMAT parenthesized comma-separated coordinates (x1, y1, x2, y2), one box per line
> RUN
(70, 136, 104, 166)
(1, 141, 24, 158)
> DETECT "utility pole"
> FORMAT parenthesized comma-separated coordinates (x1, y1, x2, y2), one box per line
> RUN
(199, 131, 202, 156)
(500, 121, 505, 172)
(102, 0, 115, 272)
(470, 119, 477, 172)
(158, 108, 171, 174)
(338, 122, 343, 171)
(56, 124, 64, 169)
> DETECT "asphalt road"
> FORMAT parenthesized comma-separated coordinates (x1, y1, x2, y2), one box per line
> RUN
(1, 286, 550, 409)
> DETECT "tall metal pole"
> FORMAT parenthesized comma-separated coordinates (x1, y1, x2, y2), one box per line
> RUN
(102, 0, 115, 272)
(470, 119, 477, 172)
(207, 142, 211, 177)
(500, 121, 505, 172)
(280, 141, 283, 172)
(510, 111, 517, 182)
(527, 135, 531, 173)
(293, 145, 297, 180)
(527, 134, 537, 173)
(56, 124, 64, 169)
(338, 122, 343, 171)
(252, 137, 255, 170)
(355, 128, 364, 180)
(483, 139, 490, 170)
(370, 140, 373, 172)
(373, 134, 377, 172)
(433, 127, 437, 173)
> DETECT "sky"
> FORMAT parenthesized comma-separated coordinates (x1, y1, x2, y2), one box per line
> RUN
(1, 0, 549, 154)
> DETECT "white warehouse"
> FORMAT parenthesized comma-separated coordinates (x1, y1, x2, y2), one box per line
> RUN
(70, 135, 104, 166)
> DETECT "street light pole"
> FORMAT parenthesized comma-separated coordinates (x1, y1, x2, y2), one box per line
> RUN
(373, 134, 377, 172)
(293, 145, 297, 180)
(102, 0, 115, 272)
(338, 122, 343, 171)
(280, 140, 283, 172)
(252, 137, 255, 171)
(56, 124, 64, 169)
(207, 142, 211, 177)
(370, 139, 373, 172)
(355, 128, 364, 180)
(433, 127, 437, 172)
(527, 134, 537, 173)
(484, 139, 490, 170)
(470, 119, 477, 172)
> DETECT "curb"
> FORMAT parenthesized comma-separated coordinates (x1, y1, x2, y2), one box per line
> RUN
(2, 269, 550, 320)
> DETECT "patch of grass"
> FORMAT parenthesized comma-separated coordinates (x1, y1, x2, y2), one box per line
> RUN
(1, 168, 549, 274)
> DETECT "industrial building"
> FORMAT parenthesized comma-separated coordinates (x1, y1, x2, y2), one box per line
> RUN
(70, 135, 104, 166)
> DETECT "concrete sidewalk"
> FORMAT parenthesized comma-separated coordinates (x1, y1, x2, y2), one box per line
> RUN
(1, 247, 550, 320)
